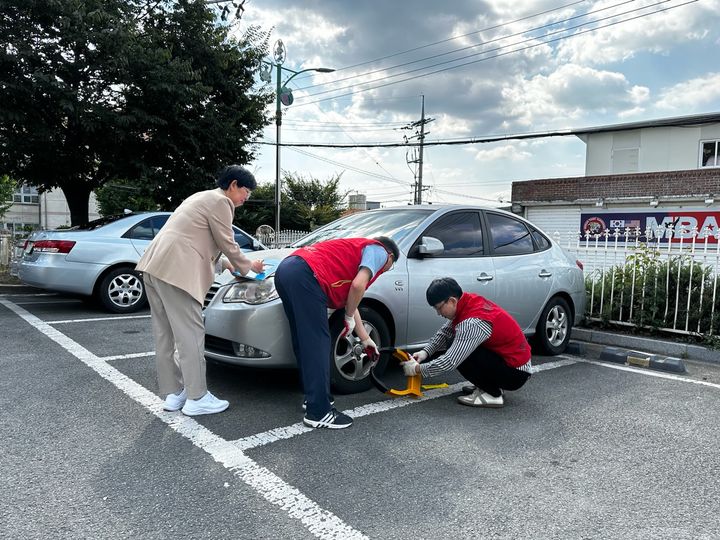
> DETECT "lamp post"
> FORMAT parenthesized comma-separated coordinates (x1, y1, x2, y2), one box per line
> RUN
(267, 40, 334, 242)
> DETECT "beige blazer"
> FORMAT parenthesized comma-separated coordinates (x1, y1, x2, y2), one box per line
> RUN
(136, 188, 252, 304)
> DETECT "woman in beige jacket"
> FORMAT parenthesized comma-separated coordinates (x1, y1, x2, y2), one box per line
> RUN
(136, 165, 264, 416)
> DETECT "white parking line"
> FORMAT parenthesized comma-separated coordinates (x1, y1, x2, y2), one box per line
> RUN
(572, 357, 720, 390)
(47, 314, 151, 325)
(0, 298, 367, 540)
(100, 351, 155, 361)
(12, 299, 82, 305)
(233, 358, 581, 451)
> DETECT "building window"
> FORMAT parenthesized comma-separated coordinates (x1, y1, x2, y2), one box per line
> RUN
(12, 185, 39, 204)
(701, 140, 719, 167)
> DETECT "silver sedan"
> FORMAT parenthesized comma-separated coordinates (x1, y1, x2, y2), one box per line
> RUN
(18, 212, 265, 313)
(203, 205, 586, 393)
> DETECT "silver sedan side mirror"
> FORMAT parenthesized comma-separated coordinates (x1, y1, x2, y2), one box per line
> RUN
(417, 236, 444, 256)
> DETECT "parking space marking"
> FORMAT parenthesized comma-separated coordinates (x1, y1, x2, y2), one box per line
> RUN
(573, 357, 720, 390)
(100, 351, 155, 361)
(0, 298, 368, 540)
(233, 358, 580, 451)
(47, 314, 151, 325)
(12, 299, 82, 305)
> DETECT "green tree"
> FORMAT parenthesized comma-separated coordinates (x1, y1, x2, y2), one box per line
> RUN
(283, 172, 347, 231)
(234, 182, 276, 233)
(95, 179, 157, 216)
(0, 174, 17, 219)
(0, 0, 272, 225)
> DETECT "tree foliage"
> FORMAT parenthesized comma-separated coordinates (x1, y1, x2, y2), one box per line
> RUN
(95, 179, 157, 216)
(234, 172, 347, 233)
(0, 174, 17, 219)
(0, 0, 272, 225)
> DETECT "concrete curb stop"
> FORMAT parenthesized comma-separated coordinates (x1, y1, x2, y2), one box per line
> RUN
(599, 346, 687, 373)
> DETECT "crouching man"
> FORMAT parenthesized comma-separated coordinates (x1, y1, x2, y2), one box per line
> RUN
(401, 277, 532, 408)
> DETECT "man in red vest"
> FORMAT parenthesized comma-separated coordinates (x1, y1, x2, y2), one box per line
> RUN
(401, 277, 532, 408)
(274, 236, 399, 429)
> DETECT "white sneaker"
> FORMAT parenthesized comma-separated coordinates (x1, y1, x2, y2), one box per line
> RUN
(457, 389, 504, 408)
(163, 388, 187, 412)
(181, 391, 229, 416)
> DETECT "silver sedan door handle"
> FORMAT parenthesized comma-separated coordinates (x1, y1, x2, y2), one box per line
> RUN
(476, 273, 494, 282)
(538, 270, 552, 278)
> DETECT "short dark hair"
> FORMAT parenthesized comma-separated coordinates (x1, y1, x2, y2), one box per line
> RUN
(216, 165, 257, 190)
(426, 277, 463, 306)
(373, 236, 399, 262)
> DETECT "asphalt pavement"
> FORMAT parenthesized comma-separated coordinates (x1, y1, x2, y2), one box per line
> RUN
(1, 287, 719, 539)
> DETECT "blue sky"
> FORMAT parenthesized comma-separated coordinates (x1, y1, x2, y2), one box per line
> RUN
(226, 0, 720, 207)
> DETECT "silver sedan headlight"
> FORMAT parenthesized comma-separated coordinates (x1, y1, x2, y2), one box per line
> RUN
(222, 277, 279, 304)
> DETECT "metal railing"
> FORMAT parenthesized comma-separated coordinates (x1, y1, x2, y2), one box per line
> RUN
(256, 229, 309, 249)
(555, 226, 720, 338)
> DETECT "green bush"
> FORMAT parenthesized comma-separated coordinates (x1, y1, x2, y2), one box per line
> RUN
(585, 244, 720, 337)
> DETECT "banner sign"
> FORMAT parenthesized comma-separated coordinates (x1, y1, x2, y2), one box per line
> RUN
(580, 211, 720, 243)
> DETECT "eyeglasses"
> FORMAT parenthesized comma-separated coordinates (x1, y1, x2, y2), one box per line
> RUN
(434, 299, 448, 314)
(241, 187, 252, 198)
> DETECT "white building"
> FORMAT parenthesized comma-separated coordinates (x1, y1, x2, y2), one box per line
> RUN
(1, 185, 100, 234)
(511, 112, 720, 236)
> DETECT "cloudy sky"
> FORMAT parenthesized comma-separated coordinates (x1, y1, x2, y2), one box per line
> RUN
(225, 0, 720, 207)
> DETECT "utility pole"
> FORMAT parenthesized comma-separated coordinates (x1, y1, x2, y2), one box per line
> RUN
(402, 95, 435, 204)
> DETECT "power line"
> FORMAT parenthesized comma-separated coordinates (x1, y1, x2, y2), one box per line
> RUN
(293, 0, 694, 107)
(291, 0, 590, 85)
(295, 0, 630, 92)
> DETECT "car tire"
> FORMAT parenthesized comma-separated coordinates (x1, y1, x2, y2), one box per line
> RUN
(328, 306, 391, 394)
(534, 296, 572, 355)
(97, 267, 147, 314)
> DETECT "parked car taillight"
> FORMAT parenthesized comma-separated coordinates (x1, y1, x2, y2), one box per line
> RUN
(576, 259, 584, 271)
(33, 240, 76, 253)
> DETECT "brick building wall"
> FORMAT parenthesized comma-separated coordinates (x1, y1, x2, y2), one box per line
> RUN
(511, 168, 720, 203)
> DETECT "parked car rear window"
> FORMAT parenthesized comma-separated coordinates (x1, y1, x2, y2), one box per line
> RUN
(487, 212, 534, 255)
(70, 214, 128, 231)
(125, 215, 169, 240)
(418, 211, 484, 257)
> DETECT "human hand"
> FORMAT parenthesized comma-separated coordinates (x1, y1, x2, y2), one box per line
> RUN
(340, 314, 356, 339)
(250, 259, 265, 274)
(412, 350, 428, 362)
(401, 359, 419, 376)
(361, 337, 380, 362)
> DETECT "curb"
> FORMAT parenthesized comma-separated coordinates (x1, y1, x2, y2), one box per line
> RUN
(599, 346, 687, 373)
(572, 327, 718, 366)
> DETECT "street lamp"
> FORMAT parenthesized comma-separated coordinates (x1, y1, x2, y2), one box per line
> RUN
(266, 40, 334, 242)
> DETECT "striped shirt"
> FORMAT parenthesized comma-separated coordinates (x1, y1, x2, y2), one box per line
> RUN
(418, 318, 533, 379)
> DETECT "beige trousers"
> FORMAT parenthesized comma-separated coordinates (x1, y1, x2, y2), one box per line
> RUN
(144, 273, 207, 400)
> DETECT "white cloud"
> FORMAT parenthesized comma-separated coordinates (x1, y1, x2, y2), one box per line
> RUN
(501, 64, 649, 127)
(474, 144, 532, 162)
(656, 73, 720, 110)
(556, 0, 720, 66)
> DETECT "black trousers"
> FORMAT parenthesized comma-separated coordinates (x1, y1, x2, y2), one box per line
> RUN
(456, 346, 531, 398)
(274, 256, 333, 418)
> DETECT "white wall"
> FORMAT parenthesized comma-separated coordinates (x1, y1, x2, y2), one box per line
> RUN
(584, 124, 720, 176)
(3, 188, 100, 231)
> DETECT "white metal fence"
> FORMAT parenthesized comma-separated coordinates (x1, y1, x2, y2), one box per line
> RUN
(256, 229, 309, 249)
(555, 226, 720, 338)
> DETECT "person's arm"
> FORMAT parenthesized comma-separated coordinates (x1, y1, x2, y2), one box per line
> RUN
(207, 198, 262, 275)
(417, 319, 492, 378)
(422, 321, 454, 358)
(344, 267, 372, 319)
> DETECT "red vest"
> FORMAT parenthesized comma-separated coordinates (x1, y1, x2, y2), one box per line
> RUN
(452, 293, 531, 368)
(293, 238, 387, 309)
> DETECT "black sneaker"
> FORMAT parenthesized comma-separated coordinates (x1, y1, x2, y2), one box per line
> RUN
(462, 385, 477, 395)
(302, 397, 335, 411)
(303, 408, 353, 429)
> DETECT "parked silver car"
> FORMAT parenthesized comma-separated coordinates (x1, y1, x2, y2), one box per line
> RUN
(203, 205, 586, 393)
(18, 211, 265, 313)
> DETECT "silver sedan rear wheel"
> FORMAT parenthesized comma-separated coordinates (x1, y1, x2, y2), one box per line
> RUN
(535, 296, 572, 355)
(98, 267, 147, 313)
